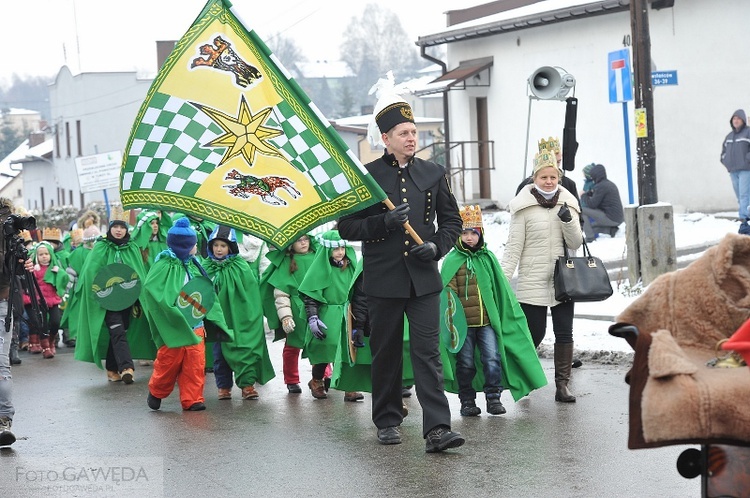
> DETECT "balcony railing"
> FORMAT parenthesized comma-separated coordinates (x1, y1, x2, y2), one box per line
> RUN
(418, 140, 495, 203)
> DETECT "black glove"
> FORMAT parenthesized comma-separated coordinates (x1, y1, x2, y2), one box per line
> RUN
(352, 328, 365, 348)
(410, 241, 438, 261)
(557, 202, 572, 223)
(384, 203, 410, 230)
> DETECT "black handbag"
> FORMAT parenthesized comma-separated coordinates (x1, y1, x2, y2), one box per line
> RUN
(553, 237, 613, 302)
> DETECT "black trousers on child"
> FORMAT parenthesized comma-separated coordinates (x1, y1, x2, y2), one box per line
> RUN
(104, 308, 134, 372)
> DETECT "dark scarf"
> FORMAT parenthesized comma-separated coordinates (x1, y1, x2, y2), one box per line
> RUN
(106, 230, 131, 246)
(530, 187, 560, 209)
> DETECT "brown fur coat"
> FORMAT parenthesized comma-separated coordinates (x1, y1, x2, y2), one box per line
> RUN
(615, 233, 750, 447)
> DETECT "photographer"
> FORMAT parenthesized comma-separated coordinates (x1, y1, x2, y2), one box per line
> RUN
(0, 198, 36, 447)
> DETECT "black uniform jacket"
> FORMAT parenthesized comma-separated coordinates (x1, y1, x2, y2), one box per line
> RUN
(338, 153, 461, 299)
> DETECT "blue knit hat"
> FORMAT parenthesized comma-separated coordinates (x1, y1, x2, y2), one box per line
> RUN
(167, 217, 197, 260)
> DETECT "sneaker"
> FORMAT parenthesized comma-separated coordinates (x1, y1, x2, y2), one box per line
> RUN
(401, 386, 413, 398)
(486, 395, 506, 415)
(218, 388, 232, 400)
(138, 360, 153, 366)
(308, 379, 327, 399)
(120, 368, 135, 384)
(287, 383, 302, 394)
(344, 391, 364, 402)
(185, 402, 206, 411)
(107, 370, 122, 382)
(147, 393, 161, 410)
(460, 400, 481, 417)
(0, 417, 15, 447)
(377, 426, 402, 445)
(740, 220, 750, 236)
(241, 385, 259, 400)
(425, 425, 465, 453)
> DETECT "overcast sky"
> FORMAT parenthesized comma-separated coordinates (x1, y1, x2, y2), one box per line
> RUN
(4, 0, 464, 85)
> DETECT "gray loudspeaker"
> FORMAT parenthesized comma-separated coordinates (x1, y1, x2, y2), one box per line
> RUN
(528, 66, 575, 100)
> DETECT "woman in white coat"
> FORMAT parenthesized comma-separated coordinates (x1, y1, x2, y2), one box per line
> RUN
(502, 150, 582, 402)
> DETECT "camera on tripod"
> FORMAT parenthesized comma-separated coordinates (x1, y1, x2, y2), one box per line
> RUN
(4, 213, 36, 260)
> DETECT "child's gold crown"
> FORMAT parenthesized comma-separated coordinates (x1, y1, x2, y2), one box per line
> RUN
(42, 227, 62, 242)
(459, 205, 483, 231)
(538, 137, 561, 153)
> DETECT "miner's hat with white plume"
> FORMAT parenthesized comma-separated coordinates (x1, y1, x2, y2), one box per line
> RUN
(367, 71, 415, 147)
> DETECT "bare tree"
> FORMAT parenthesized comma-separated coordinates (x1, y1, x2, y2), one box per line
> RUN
(265, 32, 307, 67)
(340, 4, 420, 108)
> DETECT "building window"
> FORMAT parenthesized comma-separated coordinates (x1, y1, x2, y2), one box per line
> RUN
(41, 187, 45, 212)
(55, 125, 61, 158)
(65, 122, 71, 158)
(419, 131, 435, 147)
(69, 190, 73, 205)
(76, 120, 82, 157)
(17, 189, 21, 197)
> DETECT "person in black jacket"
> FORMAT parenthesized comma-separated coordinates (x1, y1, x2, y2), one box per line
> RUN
(338, 95, 464, 453)
(580, 163, 624, 242)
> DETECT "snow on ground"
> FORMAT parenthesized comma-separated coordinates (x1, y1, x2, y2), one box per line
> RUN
(478, 210, 742, 356)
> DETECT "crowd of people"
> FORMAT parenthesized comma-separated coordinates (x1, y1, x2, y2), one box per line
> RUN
(0, 95, 620, 453)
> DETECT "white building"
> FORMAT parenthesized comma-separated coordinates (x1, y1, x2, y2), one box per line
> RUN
(36, 66, 153, 211)
(415, 0, 748, 212)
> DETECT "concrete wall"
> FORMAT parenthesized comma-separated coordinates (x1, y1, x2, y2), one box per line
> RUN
(439, 0, 748, 213)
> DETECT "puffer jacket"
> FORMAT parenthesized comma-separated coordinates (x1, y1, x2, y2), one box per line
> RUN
(721, 109, 750, 172)
(448, 251, 490, 327)
(502, 185, 582, 306)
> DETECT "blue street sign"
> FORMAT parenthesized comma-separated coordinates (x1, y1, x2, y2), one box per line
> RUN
(652, 70, 678, 86)
(608, 49, 633, 103)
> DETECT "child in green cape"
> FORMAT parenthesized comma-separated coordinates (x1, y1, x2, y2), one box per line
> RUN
(298, 230, 363, 402)
(260, 233, 318, 394)
(441, 206, 547, 415)
(73, 218, 155, 384)
(131, 210, 169, 271)
(26, 241, 69, 359)
(204, 226, 275, 400)
(142, 218, 233, 411)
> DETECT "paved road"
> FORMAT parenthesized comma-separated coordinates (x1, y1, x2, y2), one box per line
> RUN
(1, 335, 699, 497)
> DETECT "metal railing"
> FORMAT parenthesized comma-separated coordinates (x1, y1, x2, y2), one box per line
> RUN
(418, 140, 495, 203)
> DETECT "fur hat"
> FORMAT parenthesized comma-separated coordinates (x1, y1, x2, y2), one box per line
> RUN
(78, 209, 100, 229)
(167, 217, 197, 260)
(208, 225, 239, 258)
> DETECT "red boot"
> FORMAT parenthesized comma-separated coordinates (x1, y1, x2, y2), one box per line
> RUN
(41, 337, 54, 359)
(29, 334, 42, 354)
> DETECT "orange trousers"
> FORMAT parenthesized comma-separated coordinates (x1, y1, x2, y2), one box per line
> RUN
(148, 327, 205, 410)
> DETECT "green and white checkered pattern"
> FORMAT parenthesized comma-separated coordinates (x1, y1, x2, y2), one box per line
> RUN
(268, 101, 353, 201)
(122, 92, 225, 196)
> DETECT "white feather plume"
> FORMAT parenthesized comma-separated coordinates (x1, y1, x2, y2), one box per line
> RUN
(367, 70, 407, 148)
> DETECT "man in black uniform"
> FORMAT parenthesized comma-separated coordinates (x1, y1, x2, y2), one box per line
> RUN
(338, 96, 464, 453)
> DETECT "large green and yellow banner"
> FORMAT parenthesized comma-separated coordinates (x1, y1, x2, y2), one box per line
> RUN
(120, 0, 385, 248)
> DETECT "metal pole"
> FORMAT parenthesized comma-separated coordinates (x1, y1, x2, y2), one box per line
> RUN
(631, 0, 657, 204)
(522, 97, 533, 180)
(622, 101, 635, 204)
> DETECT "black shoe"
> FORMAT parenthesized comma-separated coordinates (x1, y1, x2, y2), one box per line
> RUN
(486, 396, 506, 415)
(287, 383, 302, 394)
(425, 425, 465, 453)
(64, 340, 76, 348)
(401, 386, 412, 398)
(377, 426, 402, 445)
(185, 402, 206, 411)
(460, 400, 481, 417)
(147, 393, 161, 410)
(740, 221, 750, 236)
(323, 377, 331, 392)
(572, 358, 583, 368)
(9, 344, 21, 365)
(0, 417, 15, 447)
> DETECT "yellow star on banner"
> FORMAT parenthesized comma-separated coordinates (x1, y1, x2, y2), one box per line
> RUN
(195, 95, 283, 166)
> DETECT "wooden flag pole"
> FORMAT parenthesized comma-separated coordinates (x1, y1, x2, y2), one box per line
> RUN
(382, 198, 424, 245)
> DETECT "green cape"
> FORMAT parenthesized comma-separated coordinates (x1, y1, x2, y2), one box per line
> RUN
(297, 245, 357, 364)
(142, 254, 234, 349)
(204, 255, 275, 386)
(260, 244, 318, 347)
(131, 211, 169, 270)
(73, 237, 157, 368)
(441, 242, 547, 401)
(61, 246, 91, 331)
(33, 241, 69, 298)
